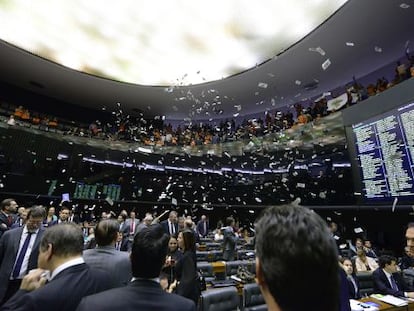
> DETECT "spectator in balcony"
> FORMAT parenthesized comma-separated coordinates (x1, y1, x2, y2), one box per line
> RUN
(13, 106, 23, 119)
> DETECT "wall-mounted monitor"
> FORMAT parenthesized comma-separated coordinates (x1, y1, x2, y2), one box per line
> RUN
(349, 101, 414, 204)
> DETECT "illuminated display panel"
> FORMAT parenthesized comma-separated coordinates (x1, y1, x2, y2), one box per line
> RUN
(351, 102, 414, 202)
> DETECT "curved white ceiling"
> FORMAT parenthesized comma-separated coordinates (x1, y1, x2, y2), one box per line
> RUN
(0, 0, 347, 86)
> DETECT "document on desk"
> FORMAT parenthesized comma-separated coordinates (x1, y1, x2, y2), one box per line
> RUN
(370, 294, 408, 306)
(349, 299, 379, 311)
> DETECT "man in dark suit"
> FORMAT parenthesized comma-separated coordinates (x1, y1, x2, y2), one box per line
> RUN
(160, 211, 178, 236)
(196, 215, 209, 238)
(340, 257, 361, 299)
(76, 224, 196, 311)
(1, 223, 112, 311)
(68, 209, 80, 224)
(0, 206, 45, 305)
(122, 211, 140, 251)
(83, 219, 132, 288)
(0, 199, 18, 239)
(373, 255, 414, 297)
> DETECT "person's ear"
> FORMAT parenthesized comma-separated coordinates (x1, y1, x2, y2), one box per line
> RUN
(46, 243, 53, 261)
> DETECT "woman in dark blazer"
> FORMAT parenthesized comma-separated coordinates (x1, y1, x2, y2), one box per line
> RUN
(162, 235, 183, 284)
(340, 257, 361, 299)
(174, 229, 200, 306)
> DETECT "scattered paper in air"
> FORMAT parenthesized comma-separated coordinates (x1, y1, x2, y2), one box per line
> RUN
(322, 59, 331, 70)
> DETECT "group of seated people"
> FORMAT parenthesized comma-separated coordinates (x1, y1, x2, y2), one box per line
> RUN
(3, 55, 414, 151)
(340, 254, 414, 300)
(337, 225, 414, 306)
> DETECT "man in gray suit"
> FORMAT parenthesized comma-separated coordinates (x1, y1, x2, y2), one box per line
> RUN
(0, 206, 45, 305)
(222, 216, 238, 261)
(76, 224, 195, 311)
(83, 219, 132, 287)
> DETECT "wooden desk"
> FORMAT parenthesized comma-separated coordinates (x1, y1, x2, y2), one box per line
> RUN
(360, 297, 414, 311)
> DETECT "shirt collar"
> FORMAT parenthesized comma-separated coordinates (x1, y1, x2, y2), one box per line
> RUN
(49, 257, 84, 281)
(383, 269, 392, 278)
(131, 276, 159, 283)
(23, 225, 40, 235)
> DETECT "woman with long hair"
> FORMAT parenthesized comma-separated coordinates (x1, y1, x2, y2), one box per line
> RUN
(43, 206, 57, 227)
(173, 229, 200, 305)
(162, 235, 183, 284)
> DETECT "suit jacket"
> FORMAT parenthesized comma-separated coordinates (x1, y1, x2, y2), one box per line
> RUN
(222, 226, 237, 261)
(0, 213, 17, 239)
(76, 278, 196, 311)
(372, 268, 411, 297)
(68, 214, 80, 224)
(175, 251, 199, 305)
(83, 246, 132, 287)
(196, 220, 209, 237)
(123, 218, 140, 237)
(339, 269, 352, 311)
(0, 227, 45, 303)
(1, 263, 112, 311)
(160, 220, 178, 236)
(346, 274, 361, 299)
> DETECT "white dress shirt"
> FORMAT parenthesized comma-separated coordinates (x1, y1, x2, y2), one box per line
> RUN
(11, 226, 39, 279)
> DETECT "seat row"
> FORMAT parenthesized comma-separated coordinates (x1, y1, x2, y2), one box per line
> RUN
(197, 260, 256, 283)
(199, 283, 267, 311)
(196, 249, 256, 262)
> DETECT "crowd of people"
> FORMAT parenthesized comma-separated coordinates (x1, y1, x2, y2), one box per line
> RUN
(3, 56, 414, 151)
(2, 196, 414, 310)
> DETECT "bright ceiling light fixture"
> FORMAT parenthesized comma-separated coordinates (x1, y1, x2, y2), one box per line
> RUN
(0, 0, 347, 86)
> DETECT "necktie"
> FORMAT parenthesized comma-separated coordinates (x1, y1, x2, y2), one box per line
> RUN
(7, 215, 13, 226)
(170, 222, 174, 235)
(390, 275, 399, 291)
(130, 221, 135, 234)
(203, 222, 207, 235)
(12, 232, 33, 279)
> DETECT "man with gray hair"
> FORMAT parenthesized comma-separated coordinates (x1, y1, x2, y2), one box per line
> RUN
(2, 223, 112, 311)
(136, 213, 153, 233)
